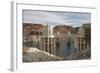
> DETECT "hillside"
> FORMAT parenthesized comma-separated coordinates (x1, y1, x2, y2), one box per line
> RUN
(23, 23, 74, 35)
(23, 23, 46, 35)
(23, 47, 63, 62)
(53, 25, 74, 34)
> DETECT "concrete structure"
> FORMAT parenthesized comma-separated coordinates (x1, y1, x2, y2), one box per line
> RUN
(23, 23, 91, 59)
(40, 24, 76, 58)
(40, 24, 56, 55)
(74, 24, 91, 52)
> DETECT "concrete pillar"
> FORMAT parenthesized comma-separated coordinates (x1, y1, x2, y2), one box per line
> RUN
(40, 37, 42, 50)
(54, 37, 56, 55)
(84, 39, 85, 50)
(51, 38, 53, 54)
(44, 37, 45, 51)
(79, 38, 81, 51)
(47, 37, 49, 53)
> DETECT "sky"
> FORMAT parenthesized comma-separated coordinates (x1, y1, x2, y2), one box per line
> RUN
(22, 10, 91, 27)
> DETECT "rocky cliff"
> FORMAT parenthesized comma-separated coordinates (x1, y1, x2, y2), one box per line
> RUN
(23, 47, 63, 62)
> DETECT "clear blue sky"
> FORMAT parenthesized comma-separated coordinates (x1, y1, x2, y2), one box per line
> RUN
(23, 10, 91, 27)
